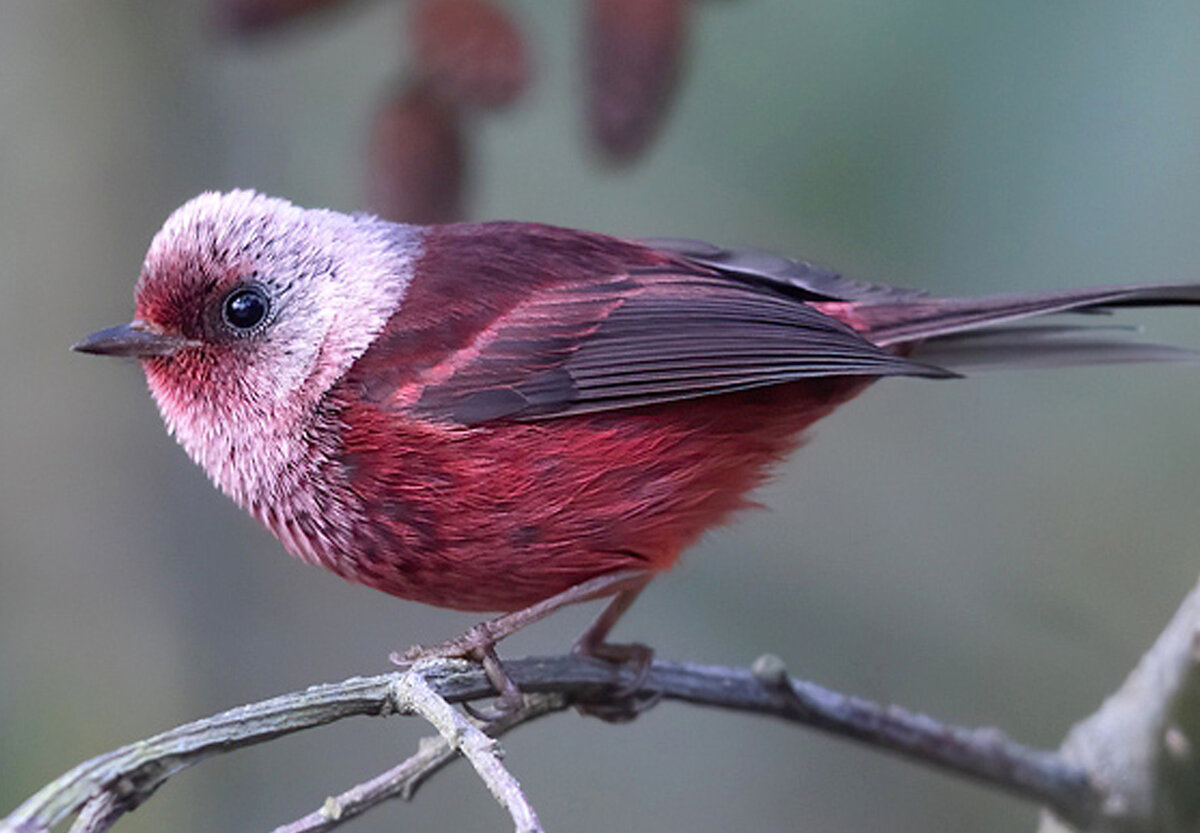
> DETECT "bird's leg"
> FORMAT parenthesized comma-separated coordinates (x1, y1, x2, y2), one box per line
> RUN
(462, 642, 527, 719)
(393, 568, 655, 714)
(395, 568, 654, 661)
(571, 575, 661, 721)
(572, 577, 652, 664)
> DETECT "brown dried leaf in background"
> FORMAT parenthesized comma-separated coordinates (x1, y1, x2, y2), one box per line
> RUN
(410, 0, 532, 110)
(367, 81, 467, 224)
(212, 0, 352, 34)
(586, 0, 692, 163)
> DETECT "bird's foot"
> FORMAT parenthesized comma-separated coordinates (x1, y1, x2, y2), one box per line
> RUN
(391, 569, 657, 720)
(392, 622, 526, 716)
(571, 639, 661, 722)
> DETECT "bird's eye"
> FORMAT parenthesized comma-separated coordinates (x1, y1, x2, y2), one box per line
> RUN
(222, 286, 269, 332)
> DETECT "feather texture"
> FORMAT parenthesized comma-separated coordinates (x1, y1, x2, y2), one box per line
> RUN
(105, 194, 1200, 613)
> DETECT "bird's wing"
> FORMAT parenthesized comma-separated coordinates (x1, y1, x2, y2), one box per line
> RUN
(648, 238, 1200, 369)
(405, 270, 950, 425)
(639, 237, 930, 304)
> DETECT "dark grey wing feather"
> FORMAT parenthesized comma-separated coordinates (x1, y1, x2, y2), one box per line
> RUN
(646, 237, 1200, 359)
(640, 237, 930, 303)
(411, 233, 1200, 425)
(413, 273, 951, 425)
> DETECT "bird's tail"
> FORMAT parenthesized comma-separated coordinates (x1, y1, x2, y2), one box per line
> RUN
(854, 284, 1200, 372)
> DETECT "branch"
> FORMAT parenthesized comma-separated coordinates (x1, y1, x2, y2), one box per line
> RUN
(65, 794, 121, 833)
(1039, 575, 1200, 833)
(271, 693, 568, 833)
(0, 654, 1098, 833)
(391, 665, 542, 832)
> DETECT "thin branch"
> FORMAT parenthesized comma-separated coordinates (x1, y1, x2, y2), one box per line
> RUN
(392, 664, 542, 832)
(271, 693, 568, 833)
(65, 794, 122, 833)
(0, 655, 1099, 833)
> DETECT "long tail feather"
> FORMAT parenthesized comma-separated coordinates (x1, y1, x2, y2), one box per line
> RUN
(863, 285, 1200, 345)
(910, 324, 1200, 371)
(854, 284, 1200, 371)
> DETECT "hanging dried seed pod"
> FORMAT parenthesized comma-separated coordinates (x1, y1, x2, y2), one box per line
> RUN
(409, 0, 532, 110)
(213, 0, 351, 34)
(586, 0, 692, 162)
(367, 81, 467, 224)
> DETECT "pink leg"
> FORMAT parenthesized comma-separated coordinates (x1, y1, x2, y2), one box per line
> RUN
(572, 575, 652, 656)
(393, 568, 655, 715)
(569, 575, 660, 720)
(393, 568, 655, 667)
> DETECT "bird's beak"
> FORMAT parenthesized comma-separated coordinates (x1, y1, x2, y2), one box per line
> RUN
(73, 321, 195, 357)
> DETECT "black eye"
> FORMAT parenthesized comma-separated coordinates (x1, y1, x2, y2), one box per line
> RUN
(222, 287, 269, 332)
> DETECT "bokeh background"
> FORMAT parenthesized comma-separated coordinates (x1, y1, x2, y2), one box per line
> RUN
(4, 2, 1200, 831)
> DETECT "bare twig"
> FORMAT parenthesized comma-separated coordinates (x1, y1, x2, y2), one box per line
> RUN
(392, 663, 542, 832)
(65, 794, 122, 833)
(271, 693, 567, 833)
(1, 654, 1099, 833)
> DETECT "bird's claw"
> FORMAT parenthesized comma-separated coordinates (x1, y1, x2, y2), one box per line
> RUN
(572, 640, 659, 722)
(392, 624, 526, 720)
(391, 620, 500, 666)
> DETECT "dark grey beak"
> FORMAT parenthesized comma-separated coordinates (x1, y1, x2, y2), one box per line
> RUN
(73, 321, 193, 357)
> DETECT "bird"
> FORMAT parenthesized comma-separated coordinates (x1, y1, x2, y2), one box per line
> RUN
(74, 190, 1200, 699)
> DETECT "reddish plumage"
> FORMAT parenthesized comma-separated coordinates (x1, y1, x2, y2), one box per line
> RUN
(76, 192, 1200, 628)
(326, 379, 863, 610)
(319, 222, 873, 608)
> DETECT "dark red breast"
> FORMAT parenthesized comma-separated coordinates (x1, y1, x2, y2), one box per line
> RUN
(310, 224, 905, 610)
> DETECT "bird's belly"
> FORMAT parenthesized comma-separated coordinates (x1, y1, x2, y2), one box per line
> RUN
(313, 377, 872, 611)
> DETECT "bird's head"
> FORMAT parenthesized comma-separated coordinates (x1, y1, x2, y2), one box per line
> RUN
(75, 190, 420, 503)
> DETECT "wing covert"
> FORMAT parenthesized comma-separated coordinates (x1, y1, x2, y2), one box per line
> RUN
(640, 237, 930, 304)
(412, 271, 951, 425)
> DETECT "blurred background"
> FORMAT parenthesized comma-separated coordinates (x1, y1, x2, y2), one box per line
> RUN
(3, 1, 1200, 830)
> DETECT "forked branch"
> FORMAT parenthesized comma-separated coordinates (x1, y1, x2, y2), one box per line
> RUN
(1, 653, 1105, 833)
(14, 568, 1200, 833)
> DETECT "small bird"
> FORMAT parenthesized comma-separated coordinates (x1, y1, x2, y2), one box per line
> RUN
(75, 191, 1200, 687)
